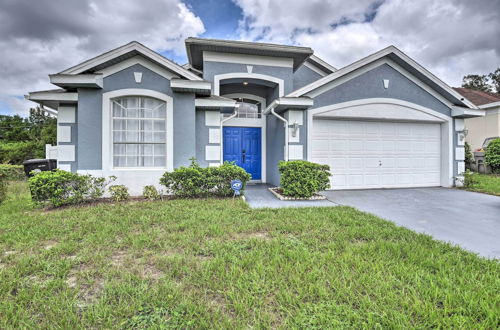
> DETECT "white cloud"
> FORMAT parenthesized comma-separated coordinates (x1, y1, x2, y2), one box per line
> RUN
(234, 0, 500, 88)
(0, 0, 205, 116)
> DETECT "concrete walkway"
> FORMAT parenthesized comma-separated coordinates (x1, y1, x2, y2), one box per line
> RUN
(323, 188, 500, 259)
(244, 184, 335, 208)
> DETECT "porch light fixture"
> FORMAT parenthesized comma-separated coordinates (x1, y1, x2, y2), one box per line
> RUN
(242, 81, 248, 85)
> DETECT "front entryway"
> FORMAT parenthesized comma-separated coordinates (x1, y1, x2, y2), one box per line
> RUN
(223, 127, 262, 180)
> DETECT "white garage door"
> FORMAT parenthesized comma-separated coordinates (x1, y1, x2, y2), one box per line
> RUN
(311, 119, 441, 190)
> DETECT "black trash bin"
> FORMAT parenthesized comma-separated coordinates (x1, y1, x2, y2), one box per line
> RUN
(23, 159, 57, 177)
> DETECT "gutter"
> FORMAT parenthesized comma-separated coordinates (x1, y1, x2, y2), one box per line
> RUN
(269, 107, 289, 161)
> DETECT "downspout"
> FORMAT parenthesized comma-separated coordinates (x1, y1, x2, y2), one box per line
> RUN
(269, 107, 289, 161)
(219, 106, 239, 165)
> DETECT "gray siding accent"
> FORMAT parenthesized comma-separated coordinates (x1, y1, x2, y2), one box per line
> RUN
(77, 63, 195, 170)
(312, 64, 451, 116)
(77, 88, 101, 169)
(293, 65, 323, 90)
(266, 115, 285, 186)
(195, 110, 211, 167)
(173, 92, 197, 167)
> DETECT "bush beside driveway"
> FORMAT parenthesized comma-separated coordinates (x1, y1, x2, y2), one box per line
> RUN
(0, 181, 499, 328)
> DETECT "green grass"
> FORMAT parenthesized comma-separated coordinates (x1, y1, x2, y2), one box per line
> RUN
(463, 174, 500, 196)
(1, 181, 499, 329)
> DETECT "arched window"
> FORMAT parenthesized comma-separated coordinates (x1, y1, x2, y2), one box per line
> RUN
(111, 96, 166, 167)
(234, 98, 261, 118)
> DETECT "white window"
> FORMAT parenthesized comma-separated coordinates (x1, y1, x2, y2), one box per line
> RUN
(223, 98, 261, 119)
(111, 96, 166, 167)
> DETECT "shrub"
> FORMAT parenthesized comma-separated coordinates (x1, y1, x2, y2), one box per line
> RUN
(206, 162, 251, 197)
(0, 174, 6, 204)
(28, 170, 115, 207)
(109, 185, 130, 202)
(143, 185, 160, 200)
(160, 160, 251, 198)
(0, 164, 25, 180)
(462, 170, 479, 188)
(0, 141, 45, 164)
(278, 160, 331, 198)
(485, 138, 500, 173)
(464, 142, 473, 170)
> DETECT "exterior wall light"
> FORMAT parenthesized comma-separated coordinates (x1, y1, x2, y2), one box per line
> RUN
(242, 81, 248, 85)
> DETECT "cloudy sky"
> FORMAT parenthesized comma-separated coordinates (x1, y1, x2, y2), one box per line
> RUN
(1, 0, 499, 116)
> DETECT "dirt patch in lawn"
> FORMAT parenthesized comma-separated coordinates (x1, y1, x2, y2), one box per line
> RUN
(207, 292, 235, 317)
(111, 250, 128, 267)
(234, 231, 271, 240)
(42, 240, 58, 250)
(66, 263, 105, 307)
(139, 263, 163, 280)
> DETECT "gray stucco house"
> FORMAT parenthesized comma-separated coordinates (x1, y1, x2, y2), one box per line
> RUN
(27, 38, 484, 195)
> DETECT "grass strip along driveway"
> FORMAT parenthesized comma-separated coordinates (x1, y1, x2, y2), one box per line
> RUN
(1, 182, 499, 328)
(462, 174, 500, 196)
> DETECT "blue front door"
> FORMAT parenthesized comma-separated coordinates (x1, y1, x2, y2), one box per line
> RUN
(223, 127, 261, 180)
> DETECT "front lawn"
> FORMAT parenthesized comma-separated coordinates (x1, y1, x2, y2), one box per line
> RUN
(462, 173, 500, 196)
(1, 181, 499, 328)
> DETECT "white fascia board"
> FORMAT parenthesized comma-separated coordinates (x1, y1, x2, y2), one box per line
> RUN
(171, 79, 211, 91)
(203, 51, 294, 68)
(479, 101, 500, 109)
(60, 41, 202, 81)
(49, 74, 103, 88)
(451, 106, 486, 118)
(195, 98, 236, 108)
(263, 97, 313, 114)
(309, 54, 337, 72)
(26, 91, 78, 102)
(288, 45, 477, 109)
(303, 61, 328, 77)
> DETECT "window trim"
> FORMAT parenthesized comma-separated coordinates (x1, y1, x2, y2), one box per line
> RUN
(102, 89, 173, 172)
(111, 96, 167, 168)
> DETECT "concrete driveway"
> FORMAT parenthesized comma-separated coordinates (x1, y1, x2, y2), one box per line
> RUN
(323, 188, 500, 259)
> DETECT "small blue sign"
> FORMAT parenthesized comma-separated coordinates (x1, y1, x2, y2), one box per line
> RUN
(231, 179, 243, 196)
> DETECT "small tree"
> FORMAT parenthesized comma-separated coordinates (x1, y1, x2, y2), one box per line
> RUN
(485, 138, 500, 173)
(464, 142, 474, 171)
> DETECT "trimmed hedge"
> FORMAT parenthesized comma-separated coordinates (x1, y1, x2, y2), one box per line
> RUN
(0, 164, 25, 180)
(28, 170, 116, 207)
(160, 160, 251, 198)
(485, 138, 500, 173)
(278, 160, 331, 198)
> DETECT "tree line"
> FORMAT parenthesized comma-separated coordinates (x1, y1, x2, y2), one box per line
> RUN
(0, 107, 56, 164)
(462, 68, 500, 94)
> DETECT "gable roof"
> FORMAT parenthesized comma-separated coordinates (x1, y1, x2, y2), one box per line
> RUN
(453, 87, 500, 107)
(185, 37, 313, 71)
(59, 41, 202, 81)
(307, 55, 337, 74)
(288, 45, 477, 109)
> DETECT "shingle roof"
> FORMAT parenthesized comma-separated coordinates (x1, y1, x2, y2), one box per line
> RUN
(452, 87, 500, 106)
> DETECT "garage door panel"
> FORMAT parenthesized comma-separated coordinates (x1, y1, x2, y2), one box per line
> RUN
(311, 119, 441, 190)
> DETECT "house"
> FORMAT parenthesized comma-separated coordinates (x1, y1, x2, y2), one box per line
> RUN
(453, 87, 500, 150)
(26, 38, 484, 195)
